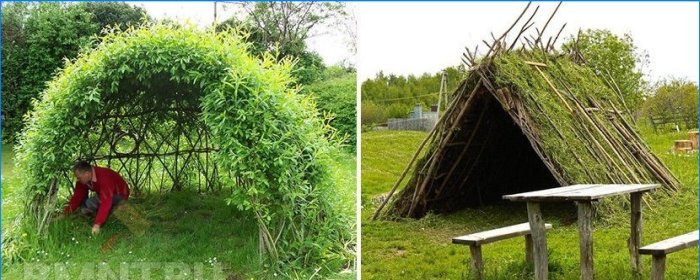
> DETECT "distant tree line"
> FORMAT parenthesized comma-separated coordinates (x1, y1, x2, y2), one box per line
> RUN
(361, 29, 697, 131)
(361, 66, 465, 125)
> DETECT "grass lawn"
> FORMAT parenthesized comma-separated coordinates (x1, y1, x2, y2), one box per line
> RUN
(2, 145, 21, 227)
(2, 145, 356, 279)
(361, 128, 698, 279)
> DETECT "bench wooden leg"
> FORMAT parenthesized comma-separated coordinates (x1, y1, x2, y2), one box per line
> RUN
(651, 255, 666, 280)
(629, 192, 643, 276)
(527, 202, 548, 280)
(525, 234, 534, 264)
(469, 245, 483, 280)
(577, 201, 594, 280)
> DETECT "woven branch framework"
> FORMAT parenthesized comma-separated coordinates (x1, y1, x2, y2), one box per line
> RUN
(75, 76, 223, 195)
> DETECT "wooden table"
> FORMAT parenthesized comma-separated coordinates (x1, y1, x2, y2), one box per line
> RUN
(503, 184, 659, 280)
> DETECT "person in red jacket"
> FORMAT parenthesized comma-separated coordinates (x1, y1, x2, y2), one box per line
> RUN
(64, 161, 130, 235)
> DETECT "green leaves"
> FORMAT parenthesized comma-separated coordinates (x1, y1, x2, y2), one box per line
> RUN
(642, 78, 698, 127)
(2, 2, 149, 142)
(562, 29, 648, 111)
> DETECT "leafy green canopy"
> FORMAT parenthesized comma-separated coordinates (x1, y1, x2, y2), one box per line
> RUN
(1, 2, 150, 142)
(642, 78, 698, 129)
(10, 23, 351, 273)
(562, 29, 648, 112)
(304, 66, 357, 151)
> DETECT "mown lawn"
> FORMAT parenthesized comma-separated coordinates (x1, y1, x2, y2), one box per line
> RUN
(361, 128, 698, 279)
(2, 145, 356, 279)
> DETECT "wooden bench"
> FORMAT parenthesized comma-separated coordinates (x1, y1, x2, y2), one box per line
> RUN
(452, 222, 553, 279)
(639, 230, 698, 280)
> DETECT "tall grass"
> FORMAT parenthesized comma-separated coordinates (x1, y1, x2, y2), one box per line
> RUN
(2, 145, 357, 279)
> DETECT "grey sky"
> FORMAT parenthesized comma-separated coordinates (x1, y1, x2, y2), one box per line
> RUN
(356, 2, 699, 84)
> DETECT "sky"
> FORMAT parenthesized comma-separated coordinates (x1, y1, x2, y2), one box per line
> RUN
(133, 2, 355, 66)
(131, 2, 697, 85)
(356, 2, 699, 84)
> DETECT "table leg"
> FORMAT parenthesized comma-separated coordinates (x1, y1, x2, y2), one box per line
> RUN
(577, 201, 594, 280)
(526, 202, 548, 280)
(629, 192, 643, 276)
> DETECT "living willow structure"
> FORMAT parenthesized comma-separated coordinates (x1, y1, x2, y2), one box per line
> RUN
(374, 3, 679, 220)
(6, 24, 350, 269)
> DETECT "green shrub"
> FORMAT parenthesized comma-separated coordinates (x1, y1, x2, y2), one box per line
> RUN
(304, 66, 357, 151)
(386, 103, 413, 119)
(641, 78, 698, 129)
(1, 2, 149, 142)
(361, 101, 386, 125)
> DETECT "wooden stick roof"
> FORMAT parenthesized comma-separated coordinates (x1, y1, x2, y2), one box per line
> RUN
(373, 2, 680, 219)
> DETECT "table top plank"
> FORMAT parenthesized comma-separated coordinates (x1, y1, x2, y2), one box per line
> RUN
(502, 184, 599, 200)
(639, 230, 699, 256)
(503, 184, 659, 202)
(557, 184, 658, 200)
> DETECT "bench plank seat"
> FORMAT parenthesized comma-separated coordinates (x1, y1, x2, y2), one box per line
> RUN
(639, 230, 698, 280)
(639, 230, 699, 256)
(453, 222, 553, 246)
(452, 222, 553, 279)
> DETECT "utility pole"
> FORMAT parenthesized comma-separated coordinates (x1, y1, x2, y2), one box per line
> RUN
(213, 2, 218, 28)
(437, 71, 447, 120)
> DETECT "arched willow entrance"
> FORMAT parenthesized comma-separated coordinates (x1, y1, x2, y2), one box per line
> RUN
(11, 24, 350, 269)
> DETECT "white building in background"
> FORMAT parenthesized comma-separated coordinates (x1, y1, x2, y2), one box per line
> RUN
(388, 104, 439, 131)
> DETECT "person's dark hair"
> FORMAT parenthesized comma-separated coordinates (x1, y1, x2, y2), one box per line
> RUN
(73, 160, 92, 172)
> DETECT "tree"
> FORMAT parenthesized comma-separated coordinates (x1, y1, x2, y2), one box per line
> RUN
(79, 2, 150, 31)
(1, 2, 149, 142)
(2, 3, 96, 142)
(642, 78, 698, 129)
(563, 29, 649, 112)
(304, 66, 357, 150)
(217, 2, 349, 85)
(232, 2, 347, 54)
(1, 3, 30, 138)
(361, 101, 386, 125)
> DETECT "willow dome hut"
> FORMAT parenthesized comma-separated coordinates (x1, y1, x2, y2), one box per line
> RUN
(5, 23, 350, 267)
(373, 3, 679, 220)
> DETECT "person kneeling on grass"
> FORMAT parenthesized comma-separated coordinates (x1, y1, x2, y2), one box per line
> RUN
(63, 161, 130, 235)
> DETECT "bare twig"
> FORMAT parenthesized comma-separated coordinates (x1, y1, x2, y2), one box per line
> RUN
(551, 23, 567, 50)
(536, 1, 563, 44)
(485, 2, 532, 57)
(509, 21, 537, 50)
(509, 5, 540, 50)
